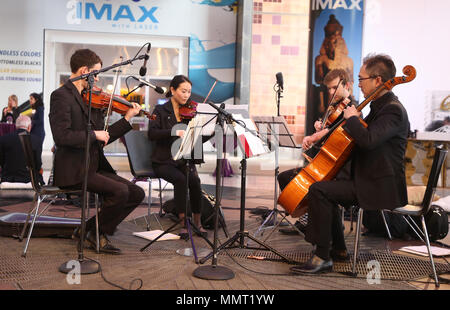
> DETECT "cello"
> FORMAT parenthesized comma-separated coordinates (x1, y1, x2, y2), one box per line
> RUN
(278, 65, 416, 217)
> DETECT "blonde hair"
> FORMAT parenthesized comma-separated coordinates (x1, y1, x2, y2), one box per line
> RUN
(8, 94, 18, 108)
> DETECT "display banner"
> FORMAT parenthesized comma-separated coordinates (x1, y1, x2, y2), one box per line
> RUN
(305, 0, 364, 136)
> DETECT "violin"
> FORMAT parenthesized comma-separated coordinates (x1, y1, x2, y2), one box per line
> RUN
(179, 99, 198, 120)
(321, 97, 352, 129)
(82, 86, 152, 119)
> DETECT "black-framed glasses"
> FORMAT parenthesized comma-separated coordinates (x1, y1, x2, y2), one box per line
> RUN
(358, 75, 378, 82)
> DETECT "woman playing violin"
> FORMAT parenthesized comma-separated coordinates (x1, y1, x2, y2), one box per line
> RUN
(49, 48, 145, 254)
(148, 75, 208, 239)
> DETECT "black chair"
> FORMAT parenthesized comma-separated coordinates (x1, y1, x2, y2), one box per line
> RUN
(352, 145, 448, 287)
(18, 133, 100, 256)
(123, 130, 163, 230)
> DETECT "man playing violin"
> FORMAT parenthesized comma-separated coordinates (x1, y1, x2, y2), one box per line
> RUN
(291, 54, 410, 274)
(278, 69, 356, 236)
(49, 49, 145, 254)
(278, 69, 355, 195)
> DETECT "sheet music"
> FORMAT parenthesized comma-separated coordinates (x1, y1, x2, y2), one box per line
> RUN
(233, 114, 270, 158)
(173, 115, 205, 161)
(251, 115, 298, 148)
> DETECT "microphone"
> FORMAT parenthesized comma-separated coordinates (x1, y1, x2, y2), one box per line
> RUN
(276, 72, 284, 90)
(139, 43, 151, 76)
(133, 76, 166, 94)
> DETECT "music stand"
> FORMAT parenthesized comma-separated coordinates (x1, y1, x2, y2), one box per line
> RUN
(251, 116, 304, 239)
(140, 116, 213, 263)
(197, 112, 297, 266)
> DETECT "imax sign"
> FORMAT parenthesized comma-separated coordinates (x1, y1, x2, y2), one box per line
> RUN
(66, 0, 159, 24)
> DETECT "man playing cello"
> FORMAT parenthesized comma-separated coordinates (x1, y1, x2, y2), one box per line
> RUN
(291, 54, 410, 274)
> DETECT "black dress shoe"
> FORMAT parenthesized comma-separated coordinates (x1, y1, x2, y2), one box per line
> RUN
(330, 249, 350, 262)
(290, 255, 333, 274)
(178, 228, 189, 241)
(86, 231, 121, 255)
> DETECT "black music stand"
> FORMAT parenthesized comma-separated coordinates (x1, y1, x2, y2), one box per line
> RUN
(140, 116, 213, 263)
(251, 116, 304, 239)
(197, 111, 297, 267)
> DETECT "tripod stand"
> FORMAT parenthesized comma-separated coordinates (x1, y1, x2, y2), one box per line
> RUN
(251, 79, 303, 240)
(140, 117, 213, 263)
(251, 120, 303, 240)
(196, 104, 297, 267)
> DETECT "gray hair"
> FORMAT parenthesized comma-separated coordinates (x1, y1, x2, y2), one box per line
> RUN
(15, 115, 31, 130)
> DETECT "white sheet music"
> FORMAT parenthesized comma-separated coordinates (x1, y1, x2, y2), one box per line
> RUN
(173, 115, 205, 161)
(233, 114, 270, 158)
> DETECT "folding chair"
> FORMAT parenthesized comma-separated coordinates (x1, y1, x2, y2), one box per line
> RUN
(123, 130, 164, 230)
(352, 144, 448, 287)
(18, 133, 100, 256)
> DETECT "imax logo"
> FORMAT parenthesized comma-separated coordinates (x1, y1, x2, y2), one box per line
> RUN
(312, 0, 362, 11)
(66, 0, 158, 24)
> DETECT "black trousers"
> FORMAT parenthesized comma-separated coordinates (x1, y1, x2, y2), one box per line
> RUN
(305, 180, 357, 260)
(71, 171, 145, 235)
(153, 162, 202, 215)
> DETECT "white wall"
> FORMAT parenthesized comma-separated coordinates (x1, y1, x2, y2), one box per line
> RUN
(361, 0, 450, 131)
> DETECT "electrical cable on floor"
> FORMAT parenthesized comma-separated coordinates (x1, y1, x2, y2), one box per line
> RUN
(85, 256, 143, 290)
(212, 230, 450, 286)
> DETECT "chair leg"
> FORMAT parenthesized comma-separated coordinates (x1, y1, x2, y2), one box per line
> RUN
(19, 193, 38, 242)
(380, 210, 392, 240)
(421, 215, 440, 287)
(22, 195, 42, 257)
(158, 178, 163, 217)
(350, 206, 355, 232)
(352, 208, 363, 275)
(405, 215, 425, 242)
(147, 179, 152, 231)
(95, 193, 100, 254)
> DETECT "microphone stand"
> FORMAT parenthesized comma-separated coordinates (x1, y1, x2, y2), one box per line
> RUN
(194, 103, 296, 279)
(193, 104, 234, 280)
(59, 53, 147, 275)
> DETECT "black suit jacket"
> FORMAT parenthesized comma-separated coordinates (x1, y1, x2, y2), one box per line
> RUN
(49, 81, 132, 187)
(0, 128, 42, 183)
(343, 91, 409, 210)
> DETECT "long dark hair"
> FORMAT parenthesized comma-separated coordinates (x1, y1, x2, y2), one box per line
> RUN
(30, 93, 43, 109)
(165, 75, 192, 98)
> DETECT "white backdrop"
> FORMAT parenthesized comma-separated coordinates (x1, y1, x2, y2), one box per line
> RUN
(361, 0, 450, 131)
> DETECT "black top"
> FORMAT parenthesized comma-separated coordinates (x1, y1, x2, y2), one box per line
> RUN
(148, 100, 209, 166)
(49, 80, 132, 187)
(1, 107, 19, 123)
(343, 91, 410, 210)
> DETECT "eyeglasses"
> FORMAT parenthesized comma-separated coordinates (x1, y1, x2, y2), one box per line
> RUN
(358, 75, 378, 82)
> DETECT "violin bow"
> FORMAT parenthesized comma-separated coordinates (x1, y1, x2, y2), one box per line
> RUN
(104, 56, 123, 131)
(203, 80, 218, 104)
(319, 78, 342, 131)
